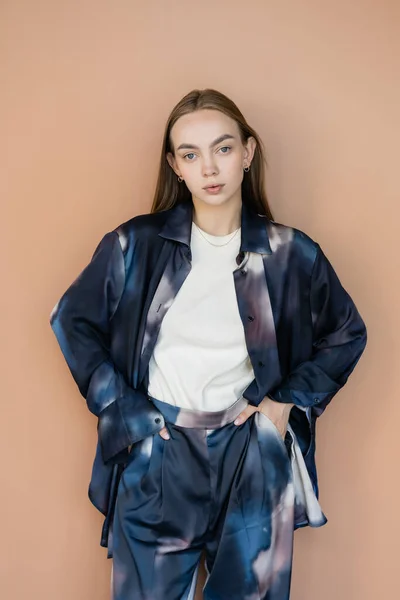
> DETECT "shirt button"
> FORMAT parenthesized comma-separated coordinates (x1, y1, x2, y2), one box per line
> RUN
(155, 417, 161, 424)
(241, 269, 247, 276)
(258, 361, 265, 367)
(247, 315, 255, 321)
(313, 398, 319, 403)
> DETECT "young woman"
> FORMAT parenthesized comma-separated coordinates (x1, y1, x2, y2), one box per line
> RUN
(50, 88, 367, 600)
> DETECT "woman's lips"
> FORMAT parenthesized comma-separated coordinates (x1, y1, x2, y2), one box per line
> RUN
(203, 184, 225, 194)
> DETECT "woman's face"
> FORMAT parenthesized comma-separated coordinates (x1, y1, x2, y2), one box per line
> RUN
(167, 109, 256, 209)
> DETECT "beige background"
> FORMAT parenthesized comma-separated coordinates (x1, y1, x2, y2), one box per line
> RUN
(2, 1, 399, 598)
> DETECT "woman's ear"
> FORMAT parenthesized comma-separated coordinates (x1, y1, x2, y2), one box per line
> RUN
(244, 136, 257, 164)
(166, 152, 176, 173)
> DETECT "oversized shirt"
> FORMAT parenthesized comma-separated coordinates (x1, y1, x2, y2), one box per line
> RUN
(49, 197, 367, 557)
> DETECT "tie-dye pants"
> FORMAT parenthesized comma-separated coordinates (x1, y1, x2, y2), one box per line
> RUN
(111, 396, 295, 600)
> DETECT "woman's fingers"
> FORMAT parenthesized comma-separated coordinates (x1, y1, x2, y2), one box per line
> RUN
(234, 404, 258, 426)
(158, 426, 170, 440)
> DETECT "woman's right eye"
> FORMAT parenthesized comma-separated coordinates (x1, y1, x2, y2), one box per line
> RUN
(183, 153, 196, 161)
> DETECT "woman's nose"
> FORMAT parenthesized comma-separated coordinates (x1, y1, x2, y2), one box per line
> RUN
(202, 161, 218, 177)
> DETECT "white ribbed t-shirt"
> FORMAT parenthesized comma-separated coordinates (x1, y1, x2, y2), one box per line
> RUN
(147, 221, 255, 412)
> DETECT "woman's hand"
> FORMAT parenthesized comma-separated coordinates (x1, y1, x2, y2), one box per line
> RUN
(158, 426, 170, 440)
(234, 396, 294, 439)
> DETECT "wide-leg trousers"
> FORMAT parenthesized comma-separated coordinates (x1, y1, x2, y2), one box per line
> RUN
(111, 396, 295, 600)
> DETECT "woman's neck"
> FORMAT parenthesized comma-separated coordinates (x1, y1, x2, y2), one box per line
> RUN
(191, 197, 242, 236)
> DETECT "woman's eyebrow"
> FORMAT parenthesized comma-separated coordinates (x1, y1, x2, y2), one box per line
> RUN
(176, 133, 236, 151)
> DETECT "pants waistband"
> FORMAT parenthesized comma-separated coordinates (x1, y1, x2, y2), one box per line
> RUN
(148, 395, 249, 429)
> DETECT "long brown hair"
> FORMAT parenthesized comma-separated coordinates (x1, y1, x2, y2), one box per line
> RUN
(150, 88, 273, 219)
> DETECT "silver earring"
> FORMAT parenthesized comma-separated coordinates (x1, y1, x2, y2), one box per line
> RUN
(177, 175, 184, 182)
(244, 165, 250, 172)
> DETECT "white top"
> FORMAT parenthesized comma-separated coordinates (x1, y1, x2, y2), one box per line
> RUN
(147, 221, 255, 412)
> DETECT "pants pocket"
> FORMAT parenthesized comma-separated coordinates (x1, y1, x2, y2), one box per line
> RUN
(256, 410, 290, 446)
(119, 433, 160, 497)
(115, 432, 167, 542)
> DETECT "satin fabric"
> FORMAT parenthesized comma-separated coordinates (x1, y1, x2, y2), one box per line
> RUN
(49, 196, 367, 555)
(112, 397, 295, 600)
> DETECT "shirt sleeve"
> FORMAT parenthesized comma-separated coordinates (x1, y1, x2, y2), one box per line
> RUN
(49, 230, 165, 463)
(267, 244, 367, 414)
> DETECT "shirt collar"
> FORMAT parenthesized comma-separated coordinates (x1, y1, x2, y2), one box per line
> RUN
(158, 198, 272, 255)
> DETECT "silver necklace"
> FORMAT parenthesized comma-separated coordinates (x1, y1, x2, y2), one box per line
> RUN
(193, 222, 240, 247)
